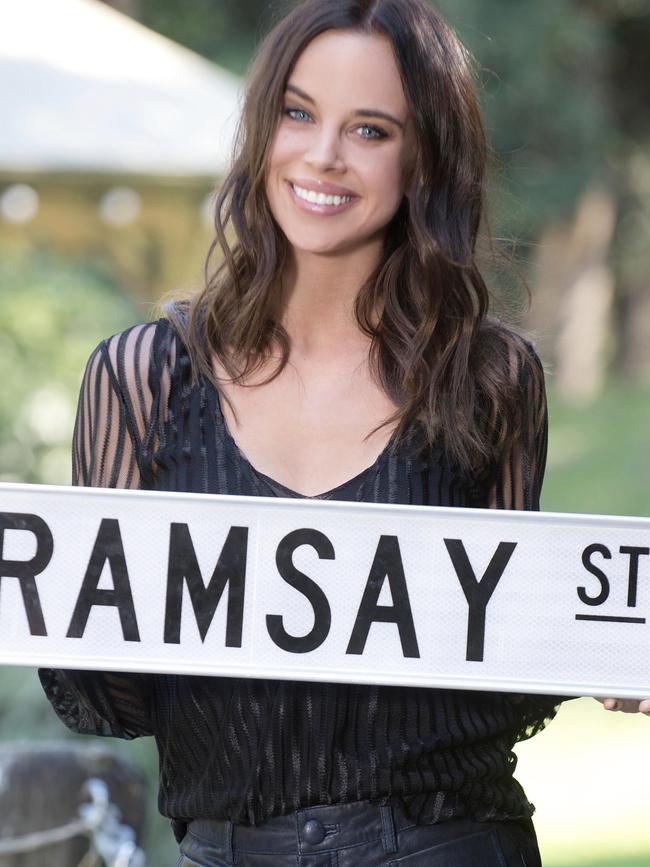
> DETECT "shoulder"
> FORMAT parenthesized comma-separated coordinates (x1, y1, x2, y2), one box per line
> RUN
(88, 318, 180, 387)
(77, 320, 186, 441)
(99, 318, 177, 359)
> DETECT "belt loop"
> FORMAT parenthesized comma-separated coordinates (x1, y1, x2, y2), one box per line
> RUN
(225, 819, 235, 864)
(379, 803, 397, 854)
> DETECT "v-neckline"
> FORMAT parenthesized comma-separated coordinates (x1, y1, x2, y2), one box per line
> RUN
(251, 456, 385, 500)
(208, 377, 395, 500)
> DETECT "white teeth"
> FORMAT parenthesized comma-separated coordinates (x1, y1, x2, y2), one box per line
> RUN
(292, 184, 352, 206)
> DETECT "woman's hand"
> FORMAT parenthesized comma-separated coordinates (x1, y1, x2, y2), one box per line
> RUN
(599, 698, 650, 715)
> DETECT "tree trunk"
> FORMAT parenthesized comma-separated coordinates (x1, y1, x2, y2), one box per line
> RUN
(528, 187, 617, 402)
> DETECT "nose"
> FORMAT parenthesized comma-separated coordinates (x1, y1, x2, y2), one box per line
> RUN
(304, 125, 345, 172)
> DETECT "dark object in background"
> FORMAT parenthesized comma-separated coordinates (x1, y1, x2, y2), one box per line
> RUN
(0, 742, 146, 867)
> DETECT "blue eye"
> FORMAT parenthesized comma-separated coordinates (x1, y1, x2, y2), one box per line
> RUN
(357, 125, 387, 141)
(284, 107, 311, 122)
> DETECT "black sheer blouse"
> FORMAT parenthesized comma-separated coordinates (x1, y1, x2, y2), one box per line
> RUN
(39, 318, 559, 828)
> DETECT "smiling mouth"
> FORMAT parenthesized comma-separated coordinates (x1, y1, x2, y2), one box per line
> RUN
(287, 181, 358, 213)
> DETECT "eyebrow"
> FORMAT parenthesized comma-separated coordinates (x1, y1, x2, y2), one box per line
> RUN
(285, 83, 405, 129)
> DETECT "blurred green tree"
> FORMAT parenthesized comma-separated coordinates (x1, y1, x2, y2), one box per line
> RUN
(0, 246, 142, 484)
(102, 0, 275, 73)
(585, 0, 650, 377)
(436, 0, 613, 237)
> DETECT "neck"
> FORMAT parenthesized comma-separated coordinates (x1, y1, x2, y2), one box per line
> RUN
(280, 242, 383, 358)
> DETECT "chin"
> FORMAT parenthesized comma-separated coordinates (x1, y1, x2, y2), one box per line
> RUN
(294, 242, 363, 258)
(284, 231, 354, 256)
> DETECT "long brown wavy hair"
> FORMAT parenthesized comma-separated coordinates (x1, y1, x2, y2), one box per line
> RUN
(167, 0, 544, 477)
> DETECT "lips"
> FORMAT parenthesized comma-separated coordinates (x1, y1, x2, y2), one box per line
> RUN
(286, 181, 358, 215)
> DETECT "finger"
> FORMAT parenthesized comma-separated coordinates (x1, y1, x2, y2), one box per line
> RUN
(617, 699, 649, 713)
(602, 699, 640, 713)
(639, 699, 650, 715)
(619, 700, 642, 713)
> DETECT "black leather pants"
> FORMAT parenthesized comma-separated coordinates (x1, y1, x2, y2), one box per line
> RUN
(175, 800, 542, 866)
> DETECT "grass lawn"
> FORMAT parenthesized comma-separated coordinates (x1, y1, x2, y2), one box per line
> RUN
(544, 380, 650, 518)
(550, 859, 650, 867)
(516, 378, 650, 866)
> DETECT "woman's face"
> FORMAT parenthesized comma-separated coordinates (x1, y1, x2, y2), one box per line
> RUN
(265, 29, 414, 259)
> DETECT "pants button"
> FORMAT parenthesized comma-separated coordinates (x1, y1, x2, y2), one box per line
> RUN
(302, 818, 326, 844)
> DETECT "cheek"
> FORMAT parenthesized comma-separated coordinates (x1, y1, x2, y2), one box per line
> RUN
(268, 128, 303, 174)
(265, 134, 292, 210)
(368, 156, 408, 211)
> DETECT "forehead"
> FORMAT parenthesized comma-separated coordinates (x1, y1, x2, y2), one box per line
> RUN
(288, 30, 408, 117)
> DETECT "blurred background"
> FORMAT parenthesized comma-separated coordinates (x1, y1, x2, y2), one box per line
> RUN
(0, 0, 648, 864)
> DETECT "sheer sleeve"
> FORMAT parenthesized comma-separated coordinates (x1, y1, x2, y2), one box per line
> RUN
(485, 338, 563, 738)
(39, 323, 160, 739)
(486, 339, 548, 511)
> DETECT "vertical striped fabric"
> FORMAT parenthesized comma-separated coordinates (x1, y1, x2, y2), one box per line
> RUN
(40, 318, 559, 827)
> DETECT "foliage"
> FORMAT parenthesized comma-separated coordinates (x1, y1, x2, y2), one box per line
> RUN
(435, 0, 613, 238)
(135, 0, 275, 74)
(0, 244, 143, 485)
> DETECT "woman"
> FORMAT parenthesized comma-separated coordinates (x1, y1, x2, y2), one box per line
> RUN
(39, 1, 649, 865)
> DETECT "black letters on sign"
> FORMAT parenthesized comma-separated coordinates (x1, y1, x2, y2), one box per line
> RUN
(164, 524, 248, 644)
(619, 546, 649, 608)
(0, 512, 52, 636)
(267, 528, 334, 653)
(67, 518, 140, 641)
(578, 543, 611, 606)
(444, 538, 517, 662)
(347, 535, 420, 658)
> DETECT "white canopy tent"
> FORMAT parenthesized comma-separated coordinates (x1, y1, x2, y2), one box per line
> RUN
(0, 0, 243, 176)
